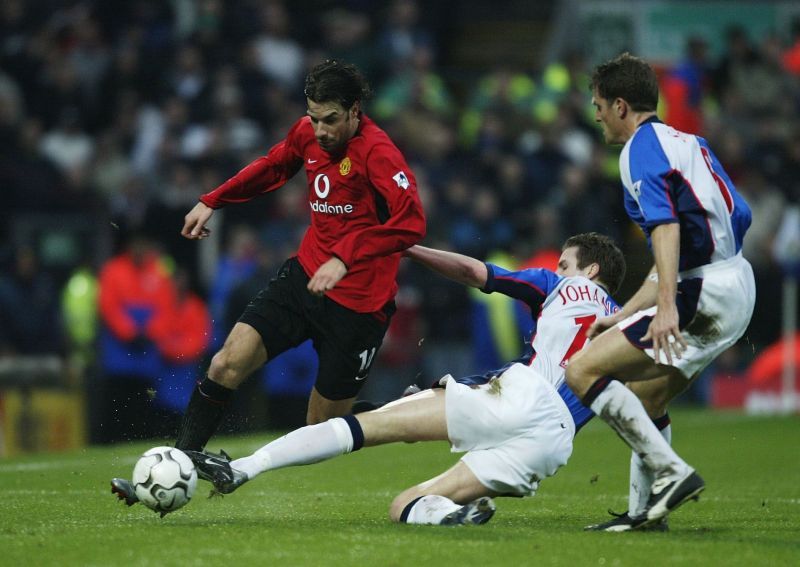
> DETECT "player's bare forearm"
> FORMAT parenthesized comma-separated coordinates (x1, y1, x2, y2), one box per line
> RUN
(405, 245, 488, 288)
(618, 265, 659, 317)
(644, 222, 686, 363)
(650, 223, 680, 309)
(588, 267, 658, 341)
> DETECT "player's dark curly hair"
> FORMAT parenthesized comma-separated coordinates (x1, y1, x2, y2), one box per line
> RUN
(563, 232, 626, 295)
(590, 53, 659, 112)
(304, 60, 372, 110)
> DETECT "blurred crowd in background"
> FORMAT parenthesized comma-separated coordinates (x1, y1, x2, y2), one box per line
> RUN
(1, 0, 799, 444)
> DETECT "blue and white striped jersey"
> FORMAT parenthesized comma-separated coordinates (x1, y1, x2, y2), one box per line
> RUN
(457, 264, 620, 432)
(620, 117, 752, 270)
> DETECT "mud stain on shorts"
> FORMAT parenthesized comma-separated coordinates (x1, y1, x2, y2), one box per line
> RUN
(685, 312, 721, 345)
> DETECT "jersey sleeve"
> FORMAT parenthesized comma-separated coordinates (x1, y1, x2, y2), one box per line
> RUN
(482, 264, 561, 311)
(329, 144, 426, 266)
(628, 126, 680, 229)
(199, 118, 306, 209)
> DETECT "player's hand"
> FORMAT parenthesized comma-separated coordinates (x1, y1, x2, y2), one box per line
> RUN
(642, 303, 687, 366)
(308, 257, 347, 296)
(587, 313, 623, 339)
(181, 201, 214, 240)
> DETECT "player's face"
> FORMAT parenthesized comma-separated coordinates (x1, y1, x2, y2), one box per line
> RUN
(307, 99, 360, 154)
(556, 246, 581, 277)
(591, 90, 625, 144)
(559, 246, 599, 280)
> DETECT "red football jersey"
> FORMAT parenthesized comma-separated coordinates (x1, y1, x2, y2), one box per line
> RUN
(200, 114, 426, 313)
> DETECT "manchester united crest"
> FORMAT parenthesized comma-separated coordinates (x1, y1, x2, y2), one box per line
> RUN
(339, 157, 352, 176)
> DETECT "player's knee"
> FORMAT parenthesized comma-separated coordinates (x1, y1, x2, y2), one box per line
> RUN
(305, 404, 336, 425)
(639, 393, 668, 418)
(305, 411, 326, 426)
(207, 349, 246, 388)
(389, 493, 413, 523)
(564, 360, 590, 399)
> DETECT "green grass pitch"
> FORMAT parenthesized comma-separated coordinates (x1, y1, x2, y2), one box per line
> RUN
(1, 410, 798, 566)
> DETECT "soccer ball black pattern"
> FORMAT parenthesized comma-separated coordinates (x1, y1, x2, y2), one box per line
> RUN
(132, 446, 198, 516)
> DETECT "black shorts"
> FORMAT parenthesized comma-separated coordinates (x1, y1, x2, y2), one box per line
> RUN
(238, 257, 396, 400)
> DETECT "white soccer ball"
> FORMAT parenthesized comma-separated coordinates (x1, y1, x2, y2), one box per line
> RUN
(132, 446, 197, 516)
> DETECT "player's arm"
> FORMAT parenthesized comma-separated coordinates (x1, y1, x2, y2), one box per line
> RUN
(182, 119, 305, 240)
(329, 148, 426, 267)
(642, 222, 686, 364)
(588, 264, 658, 338)
(405, 245, 488, 288)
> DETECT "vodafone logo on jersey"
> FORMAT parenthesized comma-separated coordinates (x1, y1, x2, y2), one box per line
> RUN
(310, 200, 354, 214)
(311, 173, 355, 215)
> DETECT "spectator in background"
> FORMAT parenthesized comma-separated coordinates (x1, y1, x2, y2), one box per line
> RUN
(738, 170, 787, 267)
(0, 245, 64, 356)
(551, 164, 616, 240)
(207, 224, 260, 350)
(250, 0, 305, 93)
(712, 26, 759, 104)
(776, 131, 800, 202)
(2, 118, 66, 214)
(661, 36, 709, 135)
(164, 43, 211, 120)
(781, 21, 800, 76)
(737, 169, 787, 349)
(94, 232, 176, 443)
(524, 121, 573, 200)
(61, 260, 98, 371)
(459, 67, 537, 151)
(150, 268, 212, 436)
(39, 108, 95, 178)
(375, 0, 434, 78)
(319, 8, 376, 83)
(372, 43, 452, 121)
(448, 188, 513, 259)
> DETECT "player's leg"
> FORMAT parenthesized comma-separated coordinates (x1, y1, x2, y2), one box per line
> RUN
(358, 388, 448, 444)
(584, 376, 679, 531)
(192, 389, 448, 493)
(175, 258, 310, 450)
(389, 461, 496, 525)
(625, 374, 695, 515)
(174, 322, 267, 450)
(390, 365, 575, 526)
(306, 296, 396, 424)
(306, 388, 356, 425)
(565, 326, 702, 526)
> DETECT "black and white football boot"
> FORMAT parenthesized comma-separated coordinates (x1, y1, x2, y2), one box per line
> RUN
(631, 469, 705, 529)
(111, 477, 139, 506)
(584, 509, 668, 532)
(183, 449, 249, 494)
(440, 497, 496, 526)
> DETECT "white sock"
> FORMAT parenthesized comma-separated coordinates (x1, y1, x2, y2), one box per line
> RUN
(589, 381, 688, 479)
(403, 495, 462, 525)
(629, 424, 672, 516)
(231, 418, 355, 480)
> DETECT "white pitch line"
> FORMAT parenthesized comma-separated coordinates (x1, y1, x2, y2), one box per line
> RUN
(0, 456, 137, 473)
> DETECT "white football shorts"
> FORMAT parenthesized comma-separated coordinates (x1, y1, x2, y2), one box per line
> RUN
(444, 363, 575, 497)
(618, 253, 756, 378)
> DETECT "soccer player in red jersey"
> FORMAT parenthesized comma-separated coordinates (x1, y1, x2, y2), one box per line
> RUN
(115, 60, 426, 476)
